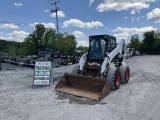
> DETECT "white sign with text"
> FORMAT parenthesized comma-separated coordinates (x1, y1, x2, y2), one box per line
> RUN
(33, 61, 52, 86)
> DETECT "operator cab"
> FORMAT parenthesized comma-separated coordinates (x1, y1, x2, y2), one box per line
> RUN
(87, 35, 116, 62)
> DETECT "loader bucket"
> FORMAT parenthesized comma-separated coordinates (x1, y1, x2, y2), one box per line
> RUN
(55, 73, 110, 101)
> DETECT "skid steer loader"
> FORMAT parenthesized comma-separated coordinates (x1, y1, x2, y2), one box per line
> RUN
(55, 35, 130, 101)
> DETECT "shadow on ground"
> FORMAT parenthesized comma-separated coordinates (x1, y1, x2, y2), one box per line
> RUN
(55, 92, 107, 105)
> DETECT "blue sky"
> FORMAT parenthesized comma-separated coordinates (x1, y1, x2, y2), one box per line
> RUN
(0, 0, 160, 46)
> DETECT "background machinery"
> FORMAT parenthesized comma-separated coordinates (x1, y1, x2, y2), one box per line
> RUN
(0, 55, 2, 70)
(55, 34, 130, 101)
(126, 47, 133, 58)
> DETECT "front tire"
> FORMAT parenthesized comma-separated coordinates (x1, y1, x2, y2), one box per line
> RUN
(106, 66, 121, 90)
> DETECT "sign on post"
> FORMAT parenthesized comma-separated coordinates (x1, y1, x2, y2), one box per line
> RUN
(33, 61, 52, 87)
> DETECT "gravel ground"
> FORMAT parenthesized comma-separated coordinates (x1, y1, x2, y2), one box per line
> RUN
(0, 55, 160, 120)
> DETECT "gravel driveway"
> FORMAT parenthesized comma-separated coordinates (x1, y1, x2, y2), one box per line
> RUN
(0, 55, 160, 120)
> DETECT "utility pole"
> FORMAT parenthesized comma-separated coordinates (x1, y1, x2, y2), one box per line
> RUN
(51, 1, 60, 35)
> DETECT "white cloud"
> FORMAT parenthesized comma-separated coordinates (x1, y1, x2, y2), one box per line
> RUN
(63, 19, 103, 29)
(113, 26, 157, 41)
(141, 16, 145, 19)
(147, 8, 160, 23)
(77, 41, 89, 47)
(113, 32, 130, 41)
(6, 31, 29, 42)
(130, 10, 136, 15)
(13, 31, 29, 38)
(114, 32, 129, 38)
(0, 23, 18, 29)
(7, 31, 29, 38)
(96, 0, 155, 12)
(30, 23, 56, 29)
(0, 32, 3, 34)
(89, 0, 94, 7)
(124, 15, 145, 22)
(136, 17, 140, 21)
(43, 9, 50, 13)
(14, 2, 22, 8)
(113, 26, 157, 40)
(42, 23, 55, 28)
(51, 11, 65, 17)
(131, 17, 135, 22)
(72, 31, 85, 37)
(113, 26, 156, 34)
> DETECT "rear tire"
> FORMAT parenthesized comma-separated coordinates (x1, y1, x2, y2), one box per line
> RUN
(119, 66, 130, 84)
(106, 66, 121, 90)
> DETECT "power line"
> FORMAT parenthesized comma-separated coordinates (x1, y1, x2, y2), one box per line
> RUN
(0, 20, 29, 27)
(0, 10, 49, 21)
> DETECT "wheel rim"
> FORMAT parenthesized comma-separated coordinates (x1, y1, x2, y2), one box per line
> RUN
(116, 72, 121, 85)
(125, 69, 129, 81)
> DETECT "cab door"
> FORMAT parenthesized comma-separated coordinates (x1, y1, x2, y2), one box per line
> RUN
(107, 36, 116, 52)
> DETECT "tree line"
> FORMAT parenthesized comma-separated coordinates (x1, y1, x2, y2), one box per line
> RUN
(128, 31, 160, 55)
(0, 24, 159, 56)
(0, 39, 22, 56)
(0, 24, 87, 56)
(20, 24, 77, 55)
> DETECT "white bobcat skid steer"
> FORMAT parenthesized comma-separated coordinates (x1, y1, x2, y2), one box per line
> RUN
(55, 35, 130, 101)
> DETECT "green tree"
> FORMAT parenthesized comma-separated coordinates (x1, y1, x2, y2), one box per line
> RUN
(128, 35, 141, 51)
(141, 31, 156, 54)
(22, 24, 77, 55)
(23, 24, 57, 55)
(44, 28, 56, 49)
(65, 33, 77, 54)
(7, 45, 16, 56)
(152, 39, 160, 54)
(56, 33, 77, 54)
(77, 46, 88, 54)
(0, 39, 21, 54)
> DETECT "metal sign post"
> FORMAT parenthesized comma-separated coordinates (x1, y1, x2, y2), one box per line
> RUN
(32, 61, 53, 88)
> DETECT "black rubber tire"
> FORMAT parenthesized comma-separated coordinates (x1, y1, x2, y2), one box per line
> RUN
(71, 65, 80, 74)
(119, 66, 130, 84)
(106, 66, 121, 90)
